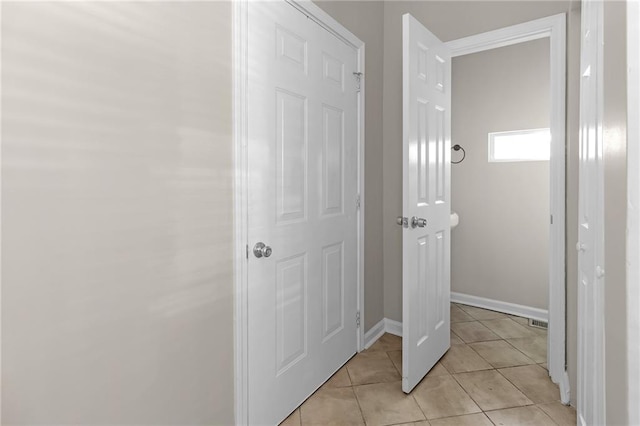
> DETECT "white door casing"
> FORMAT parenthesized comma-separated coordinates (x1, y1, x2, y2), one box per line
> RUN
(245, 2, 361, 424)
(445, 14, 568, 400)
(401, 13, 451, 394)
(577, 0, 606, 424)
(627, 1, 640, 424)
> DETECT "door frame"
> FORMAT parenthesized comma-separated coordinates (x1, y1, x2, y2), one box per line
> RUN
(232, 1, 365, 424)
(446, 13, 569, 402)
(627, 0, 640, 424)
(576, 0, 605, 423)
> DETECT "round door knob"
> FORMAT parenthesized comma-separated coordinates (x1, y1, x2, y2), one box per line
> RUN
(253, 242, 272, 258)
(411, 216, 427, 228)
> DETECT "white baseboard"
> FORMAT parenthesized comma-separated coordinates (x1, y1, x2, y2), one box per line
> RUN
(451, 292, 548, 322)
(363, 319, 386, 349)
(384, 318, 402, 337)
(364, 293, 547, 350)
(363, 318, 403, 349)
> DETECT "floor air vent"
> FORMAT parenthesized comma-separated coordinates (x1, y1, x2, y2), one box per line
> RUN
(529, 318, 548, 329)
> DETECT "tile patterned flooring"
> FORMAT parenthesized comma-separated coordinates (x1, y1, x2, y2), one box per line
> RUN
(281, 303, 577, 426)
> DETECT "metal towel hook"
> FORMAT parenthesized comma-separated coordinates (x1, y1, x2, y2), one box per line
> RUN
(452, 144, 466, 164)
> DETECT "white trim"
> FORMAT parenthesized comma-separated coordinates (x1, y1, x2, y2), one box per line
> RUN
(451, 292, 548, 323)
(559, 371, 571, 406)
(384, 319, 403, 337)
(364, 318, 404, 349)
(446, 13, 567, 392)
(364, 319, 386, 349)
(0, 0, 3, 420)
(447, 14, 565, 58)
(232, 1, 249, 424)
(233, 2, 365, 424)
(577, 1, 605, 423)
(628, 1, 640, 424)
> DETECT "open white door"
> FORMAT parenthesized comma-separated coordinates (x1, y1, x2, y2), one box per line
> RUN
(401, 13, 451, 393)
(577, 0, 605, 424)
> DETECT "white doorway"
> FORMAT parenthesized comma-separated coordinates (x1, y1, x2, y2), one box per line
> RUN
(444, 15, 569, 401)
(233, 1, 365, 424)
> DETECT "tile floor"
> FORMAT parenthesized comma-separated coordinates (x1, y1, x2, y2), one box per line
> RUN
(280, 303, 577, 426)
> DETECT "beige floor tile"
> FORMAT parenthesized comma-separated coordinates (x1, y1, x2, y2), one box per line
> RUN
(451, 321, 500, 343)
(539, 362, 548, 371)
(506, 335, 547, 363)
(508, 315, 530, 325)
(481, 318, 536, 339)
(451, 305, 474, 323)
(388, 350, 402, 374)
(346, 350, 400, 385)
(468, 340, 535, 368)
(498, 365, 560, 404)
(299, 386, 364, 425)
(280, 408, 300, 426)
(440, 344, 492, 373)
(399, 422, 431, 426)
(450, 331, 464, 345)
(537, 402, 578, 425)
(324, 365, 351, 388)
(353, 381, 426, 426)
(428, 413, 493, 426)
(453, 370, 532, 411)
(387, 350, 449, 379)
(530, 326, 549, 336)
(485, 405, 556, 425)
(427, 362, 451, 378)
(367, 333, 402, 352)
(412, 375, 482, 419)
(457, 305, 507, 320)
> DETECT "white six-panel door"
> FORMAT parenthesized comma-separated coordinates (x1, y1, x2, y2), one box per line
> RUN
(577, 0, 605, 424)
(402, 13, 452, 393)
(247, 2, 359, 424)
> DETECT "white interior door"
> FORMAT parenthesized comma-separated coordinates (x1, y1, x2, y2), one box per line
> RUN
(247, 2, 359, 424)
(577, 0, 605, 424)
(401, 13, 452, 393)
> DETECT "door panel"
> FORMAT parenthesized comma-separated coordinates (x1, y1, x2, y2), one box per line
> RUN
(247, 2, 359, 424)
(402, 13, 451, 394)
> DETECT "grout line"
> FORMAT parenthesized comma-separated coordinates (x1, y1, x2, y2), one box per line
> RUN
(493, 367, 538, 406)
(350, 385, 368, 425)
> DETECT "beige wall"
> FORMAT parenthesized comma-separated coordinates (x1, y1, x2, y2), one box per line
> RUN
(315, 1, 386, 331)
(451, 39, 550, 310)
(603, 1, 628, 424)
(1, 2, 235, 424)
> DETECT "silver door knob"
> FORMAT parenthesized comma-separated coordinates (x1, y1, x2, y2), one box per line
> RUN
(411, 216, 427, 228)
(396, 216, 408, 228)
(253, 242, 272, 258)
(576, 242, 586, 252)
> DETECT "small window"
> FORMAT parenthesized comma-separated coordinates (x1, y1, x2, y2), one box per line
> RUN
(488, 128, 551, 162)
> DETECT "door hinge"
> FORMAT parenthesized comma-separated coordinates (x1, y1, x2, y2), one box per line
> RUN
(550, 214, 554, 225)
(356, 311, 361, 328)
(353, 71, 363, 92)
(356, 194, 361, 211)
(246, 244, 249, 259)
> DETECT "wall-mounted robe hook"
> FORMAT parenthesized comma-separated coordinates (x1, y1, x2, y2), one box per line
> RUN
(452, 144, 466, 164)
